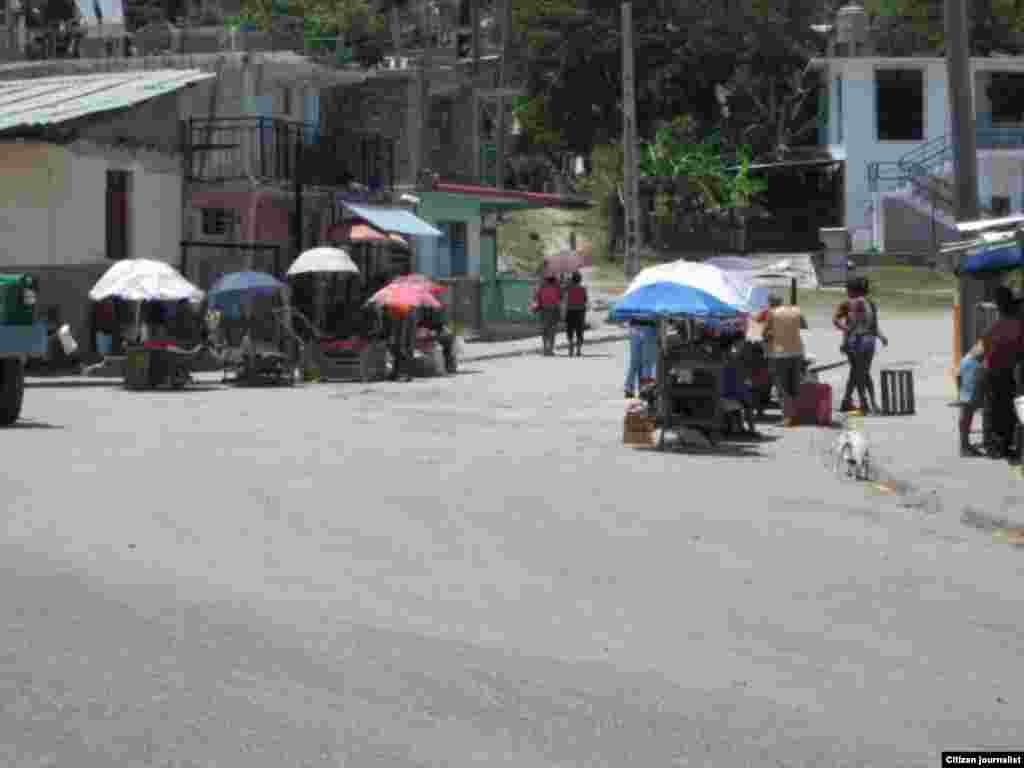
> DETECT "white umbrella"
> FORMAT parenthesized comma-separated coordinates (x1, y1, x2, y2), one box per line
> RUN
(89, 258, 204, 303)
(287, 247, 360, 276)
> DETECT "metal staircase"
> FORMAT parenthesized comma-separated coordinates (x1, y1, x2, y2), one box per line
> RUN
(867, 134, 957, 219)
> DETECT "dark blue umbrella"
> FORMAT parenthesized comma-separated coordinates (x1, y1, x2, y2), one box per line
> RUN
(208, 271, 285, 310)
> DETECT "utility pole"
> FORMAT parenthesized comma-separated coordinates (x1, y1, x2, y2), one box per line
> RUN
(471, 0, 480, 74)
(495, 0, 512, 190)
(471, 0, 481, 181)
(622, 1, 640, 280)
(418, 21, 433, 185)
(946, 0, 982, 362)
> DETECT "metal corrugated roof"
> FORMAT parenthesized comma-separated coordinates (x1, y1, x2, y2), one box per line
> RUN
(343, 204, 443, 238)
(0, 69, 214, 134)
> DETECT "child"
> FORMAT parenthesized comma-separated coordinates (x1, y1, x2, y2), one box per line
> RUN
(958, 340, 986, 457)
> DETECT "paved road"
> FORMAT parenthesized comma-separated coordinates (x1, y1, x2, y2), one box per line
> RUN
(3, 321, 1023, 767)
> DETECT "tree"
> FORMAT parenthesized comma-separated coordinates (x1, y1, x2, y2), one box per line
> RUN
(513, 0, 828, 163)
(237, 0, 380, 40)
(863, 0, 1024, 54)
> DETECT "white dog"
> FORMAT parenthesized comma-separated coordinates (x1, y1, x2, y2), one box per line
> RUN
(833, 415, 871, 481)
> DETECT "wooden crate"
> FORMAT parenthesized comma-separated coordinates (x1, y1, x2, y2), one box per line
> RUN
(623, 412, 656, 446)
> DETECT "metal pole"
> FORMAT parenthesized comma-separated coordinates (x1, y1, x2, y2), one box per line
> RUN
(946, 0, 983, 360)
(471, 0, 480, 75)
(293, 134, 303, 263)
(419, 38, 433, 182)
(622, 1, 640, 280)
(495, 0, 512, 191)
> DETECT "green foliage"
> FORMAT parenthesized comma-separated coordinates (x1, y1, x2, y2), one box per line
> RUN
(512, 95, 563, 152)
(237, 0, 378, 37)
(638, 119, 767, 213)
(575, 142, 623, 218)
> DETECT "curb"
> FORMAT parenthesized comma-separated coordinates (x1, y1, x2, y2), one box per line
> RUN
(25, 378, 122, 388)
(462, 333, 629, 363)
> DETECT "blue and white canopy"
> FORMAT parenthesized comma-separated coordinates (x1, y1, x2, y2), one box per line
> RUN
(609, 261, 753, 322)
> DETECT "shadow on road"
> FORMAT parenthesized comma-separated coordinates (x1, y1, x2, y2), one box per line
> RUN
(633, 442, 766, 459)
(122, 385, 229, 394)
(7, 420, 64, 430)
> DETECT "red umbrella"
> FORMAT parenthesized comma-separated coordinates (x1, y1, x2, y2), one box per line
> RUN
(371, 281, 443, 312)
(389, 274, 448, 295)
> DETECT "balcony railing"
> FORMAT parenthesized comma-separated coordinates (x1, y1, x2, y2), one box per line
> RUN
(976, 113, 1024, 150)
(186, 117, 396, 190)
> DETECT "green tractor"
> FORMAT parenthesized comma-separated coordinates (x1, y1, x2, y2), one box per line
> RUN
(0, 274, 46, 426)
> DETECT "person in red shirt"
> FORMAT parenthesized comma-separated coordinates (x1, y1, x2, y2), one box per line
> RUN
(534, 275, 562, 356)
(563, 272, 589, 357)
(981, 285, 1024, 457)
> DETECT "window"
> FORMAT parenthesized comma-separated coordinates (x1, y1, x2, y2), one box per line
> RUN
(105, 170, 131, 260)
(0, 0, 7, 27)
(201, 208, 234, 236)
(876, 69, 924, 141)
(988, 73, 1024, 124)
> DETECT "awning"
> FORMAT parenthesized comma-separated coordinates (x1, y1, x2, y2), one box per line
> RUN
(0, 70, 214, 134)
(327, 221, 409, 247)
(342, 204, 442, 238)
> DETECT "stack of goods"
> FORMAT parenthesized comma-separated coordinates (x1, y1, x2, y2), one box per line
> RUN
(623, 402, 656, 446)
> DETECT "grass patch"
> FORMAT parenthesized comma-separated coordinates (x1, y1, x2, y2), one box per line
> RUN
(495, 209, 954, 312)
(497, 207, 610, 274)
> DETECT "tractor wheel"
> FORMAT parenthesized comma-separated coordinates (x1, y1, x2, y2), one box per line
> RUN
(0, 358, 25, 426)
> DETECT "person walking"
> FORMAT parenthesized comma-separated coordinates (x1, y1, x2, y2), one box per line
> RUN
(860, 278, 889, 412)
(981, 285, 1024, 458)
(834, 278, 886, 413)
(534, 274, 562, 356)
(564, 271, 589, 357)
(756, 294, 807, 427)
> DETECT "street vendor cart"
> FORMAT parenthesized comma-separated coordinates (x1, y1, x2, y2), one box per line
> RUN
(611, 260, 756, 449)
(88, 259, 208, 391)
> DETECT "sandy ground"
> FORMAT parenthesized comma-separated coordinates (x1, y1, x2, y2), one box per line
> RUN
(3, 308, 1024, 767)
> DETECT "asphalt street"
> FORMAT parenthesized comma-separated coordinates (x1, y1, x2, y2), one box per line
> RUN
(3, 317, 1023, 767)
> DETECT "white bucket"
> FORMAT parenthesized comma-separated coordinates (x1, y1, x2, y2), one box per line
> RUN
(1014, 396, 1024, 425)
(58, 324, 78, 356)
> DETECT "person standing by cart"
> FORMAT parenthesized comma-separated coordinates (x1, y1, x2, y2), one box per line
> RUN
(387, 304, 418, 383)
(564, 271, 589, 357)
(534, 275, 562, 356)
(980, 285, 1024, 458)
(624, 320, 657, 399)
(756, 294, 806, 427)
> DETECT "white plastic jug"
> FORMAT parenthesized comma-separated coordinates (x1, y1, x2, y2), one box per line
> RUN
(58, 324, 78, 356)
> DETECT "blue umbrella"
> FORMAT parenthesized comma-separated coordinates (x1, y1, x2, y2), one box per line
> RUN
(609, 262, 751, 323)
(208, 271, 285, 310)
(959, 242, 1024, 275)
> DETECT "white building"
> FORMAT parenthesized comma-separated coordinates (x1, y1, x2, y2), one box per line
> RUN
(0, 69, 212, 340)
(811, 52, 1024, 255)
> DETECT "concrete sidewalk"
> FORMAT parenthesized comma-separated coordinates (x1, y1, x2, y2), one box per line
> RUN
(24, 324, 631, 386)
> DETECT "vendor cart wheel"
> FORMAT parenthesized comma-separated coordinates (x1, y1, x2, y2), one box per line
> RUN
(0, 358, 25, 427)
(657, 427, 667, 452)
